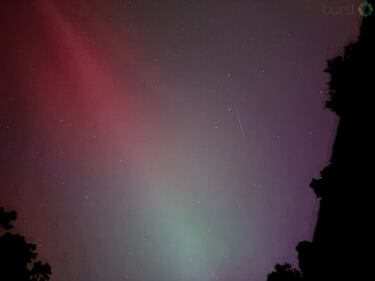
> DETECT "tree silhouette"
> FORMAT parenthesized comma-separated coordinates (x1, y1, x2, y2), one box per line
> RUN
(0, 207, 52, 281)
(266, 1, 374, 280)
(266, 263, 302, 281)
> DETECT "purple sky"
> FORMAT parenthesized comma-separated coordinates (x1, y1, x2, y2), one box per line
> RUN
(0, 1, 362, 281)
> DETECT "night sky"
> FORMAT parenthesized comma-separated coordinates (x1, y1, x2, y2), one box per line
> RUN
(0, 1, 363, 281)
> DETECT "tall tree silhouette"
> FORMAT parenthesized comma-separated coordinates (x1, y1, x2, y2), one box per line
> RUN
(267, 1, 374, 280)
(0, 207, 52, 281)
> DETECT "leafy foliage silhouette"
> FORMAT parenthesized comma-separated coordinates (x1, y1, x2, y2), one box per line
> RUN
(266, 1, 374, 280)
(266, 263, 302, 281)
(0, 208, 51, 281)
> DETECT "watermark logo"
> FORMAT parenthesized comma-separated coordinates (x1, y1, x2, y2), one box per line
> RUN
(322, 2, 374, 17)
(358, 2, 374, 17)
(322, 3, 354, 16)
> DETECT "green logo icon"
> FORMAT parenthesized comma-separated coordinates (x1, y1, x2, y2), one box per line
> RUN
(358, 2, 374, 17)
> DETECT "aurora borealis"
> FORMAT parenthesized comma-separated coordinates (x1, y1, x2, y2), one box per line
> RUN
(0, 1, 363, 281)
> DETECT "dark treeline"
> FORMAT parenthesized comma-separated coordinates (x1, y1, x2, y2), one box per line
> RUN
(0, 208, 51, 281)
(267, 1, 374, 280)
